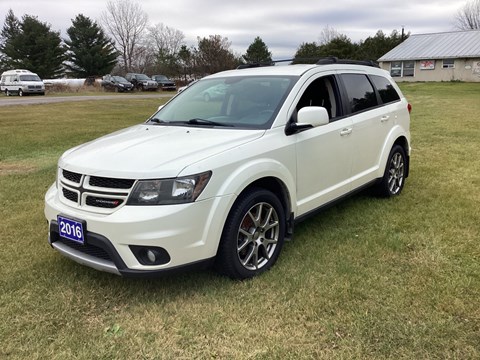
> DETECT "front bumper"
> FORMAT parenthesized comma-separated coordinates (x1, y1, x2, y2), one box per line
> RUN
(44, 184, 234, 276)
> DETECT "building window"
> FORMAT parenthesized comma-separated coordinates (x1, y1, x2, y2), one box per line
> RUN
(442, 59, 455, 69)
(390, 61, 415, 77)
(403, 61, 415, 77)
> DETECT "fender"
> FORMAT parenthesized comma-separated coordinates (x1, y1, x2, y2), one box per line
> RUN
(376, 124, 410, 179)
(182, 158, 297, 259)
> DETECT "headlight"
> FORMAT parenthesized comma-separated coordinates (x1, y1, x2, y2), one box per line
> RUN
(127, 171, 212, 205)
(118, 83, 124, 87)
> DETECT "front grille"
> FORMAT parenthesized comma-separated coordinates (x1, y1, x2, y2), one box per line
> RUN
(89, 176, 135, 189)
(59, 168, 134, 212)
(62, 188, 78, 203)
(57, 237, 112, 261)
(63, 169, 82, 183)
(86, 196, 123, 208)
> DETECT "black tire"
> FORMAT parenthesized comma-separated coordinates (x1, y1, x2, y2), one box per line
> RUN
(376, 144, 407, 197)
(5, 89, 10, 96)
(215, 187, 286, 280)
(18, 89, 23, 96)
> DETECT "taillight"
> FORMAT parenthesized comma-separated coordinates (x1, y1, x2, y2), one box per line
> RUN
(407, 103, 412, 113)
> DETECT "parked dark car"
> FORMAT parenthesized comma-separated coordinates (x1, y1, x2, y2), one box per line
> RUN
(101, 75, 134, 92)
(151, 75, 176, 91)
(125, 73, 158, 91)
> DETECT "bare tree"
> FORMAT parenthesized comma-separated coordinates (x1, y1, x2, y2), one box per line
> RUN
(101, 0, 148, 72)
(148, 23, 185, 58)
(318, 25, 342, 45)
(455, 0, 480, 30)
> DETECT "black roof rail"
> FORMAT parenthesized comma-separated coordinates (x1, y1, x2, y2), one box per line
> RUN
(236, 57, 380, 69)
(315, 56, 380, 68)
(236, 62, 274, 69)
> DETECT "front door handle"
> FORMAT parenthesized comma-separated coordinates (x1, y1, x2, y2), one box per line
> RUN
(340, 128, 352, 136)
(381, 115, 390, 122)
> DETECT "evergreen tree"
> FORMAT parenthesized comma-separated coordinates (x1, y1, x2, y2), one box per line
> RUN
(195, 35, 237, 75)
(0, 9, 21, 72)
(65, 14, 118, 77)
(357, 30, 406, 61)
(293, 42, 323, 63)
(319, 35, 359, 60)
(243, 36, 272, 64)
(1, 13, 65, 78)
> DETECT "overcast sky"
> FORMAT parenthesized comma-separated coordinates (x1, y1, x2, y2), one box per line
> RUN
(0, 0, 469, 59)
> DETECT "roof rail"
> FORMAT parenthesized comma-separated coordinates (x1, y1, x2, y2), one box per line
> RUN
(315, 56, 380, 68)
(236, 62, 274, 69)
(236, 57, 380, 69)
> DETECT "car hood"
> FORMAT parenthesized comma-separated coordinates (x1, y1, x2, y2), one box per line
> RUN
(59, 124, 264, 178)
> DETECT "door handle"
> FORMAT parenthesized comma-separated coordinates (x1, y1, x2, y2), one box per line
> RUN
(381, 115, 390, 122)
(340, 128, 352, 136)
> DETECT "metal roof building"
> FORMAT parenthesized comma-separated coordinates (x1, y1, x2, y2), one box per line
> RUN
(378, 30, 480, 82)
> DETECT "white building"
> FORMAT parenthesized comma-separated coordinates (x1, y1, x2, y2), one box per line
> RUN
(378, 30, 480, 82)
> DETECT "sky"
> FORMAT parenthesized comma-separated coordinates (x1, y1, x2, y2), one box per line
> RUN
(0, 0, 470, 59)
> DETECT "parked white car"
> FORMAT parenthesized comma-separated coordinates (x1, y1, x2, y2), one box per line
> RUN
(45, 59, 411, 279)
(1, 69, 45, 96)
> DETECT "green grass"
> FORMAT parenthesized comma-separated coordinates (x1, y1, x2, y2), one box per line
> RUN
(0, 83, 479, 359)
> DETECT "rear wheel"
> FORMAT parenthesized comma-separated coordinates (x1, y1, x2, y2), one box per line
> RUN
(215, 188, 285, 280)
(18, 89, 23, 96)
(376, 144, 406, 197)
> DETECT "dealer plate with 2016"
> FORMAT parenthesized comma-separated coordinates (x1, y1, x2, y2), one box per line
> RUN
(57, 215, 85, 245)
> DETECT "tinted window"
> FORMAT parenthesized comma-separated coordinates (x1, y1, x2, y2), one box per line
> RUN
(296, 75, 340, 120)
(370, 75, 400, 104)
(341, 74, 377, 113)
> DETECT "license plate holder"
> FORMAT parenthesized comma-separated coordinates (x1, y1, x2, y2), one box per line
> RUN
(57, 215, 86, 245)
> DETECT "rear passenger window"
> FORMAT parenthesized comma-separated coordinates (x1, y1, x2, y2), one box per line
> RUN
(341, 74, 377, 113)
(370, 75, 400, 104)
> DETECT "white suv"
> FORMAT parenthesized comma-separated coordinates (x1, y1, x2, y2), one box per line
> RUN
(44, 59, 411, 279)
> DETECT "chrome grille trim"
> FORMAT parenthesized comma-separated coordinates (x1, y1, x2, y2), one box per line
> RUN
(59, 168, 136, 213)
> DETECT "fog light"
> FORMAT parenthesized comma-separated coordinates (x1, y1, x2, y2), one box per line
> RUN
(147, 250, 156, 263)
(129, 245, 171, 266)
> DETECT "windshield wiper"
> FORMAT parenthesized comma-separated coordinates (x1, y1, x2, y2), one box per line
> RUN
(147, 118, 232, 127)
(187, 118, 232, 127)
(148, 118, 167, 124)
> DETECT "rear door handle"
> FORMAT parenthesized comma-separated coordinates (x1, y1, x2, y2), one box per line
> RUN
(340, 128, 352, 136)
(381, 115, 390, 122)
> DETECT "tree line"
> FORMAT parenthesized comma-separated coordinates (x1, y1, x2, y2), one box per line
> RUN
(1, 0, 478, 80)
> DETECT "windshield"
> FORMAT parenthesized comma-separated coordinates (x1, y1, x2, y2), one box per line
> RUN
(19, 75, 42, 81)
(148, 75, 297, 129)
(154, 75, 168, 80)
(136, 74, 150, 80)
(113, 76, 128, 82)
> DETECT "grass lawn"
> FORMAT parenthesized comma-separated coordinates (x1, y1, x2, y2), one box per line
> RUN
(0, 83, 479, 359)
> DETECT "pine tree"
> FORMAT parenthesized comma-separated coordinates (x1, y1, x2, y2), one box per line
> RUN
(1, 13, 65, 78)
(0, 9, 21, 72)
(65, 14, 118, 77)
(243, 37, 272, 64)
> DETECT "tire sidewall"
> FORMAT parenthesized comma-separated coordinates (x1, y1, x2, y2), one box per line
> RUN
(216, 188, 286, 279)
(380, 144, 406, 197)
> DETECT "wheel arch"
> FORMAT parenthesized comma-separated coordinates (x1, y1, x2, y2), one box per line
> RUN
(392, 135, 410, 178)
(240, 176, 292, 219)
(378, 126, 410, 179)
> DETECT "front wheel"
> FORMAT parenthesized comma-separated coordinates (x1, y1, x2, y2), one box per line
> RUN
(18, 89, 23, 96)
(215, 188, 286, 280)
(376, 144, 407, 197)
